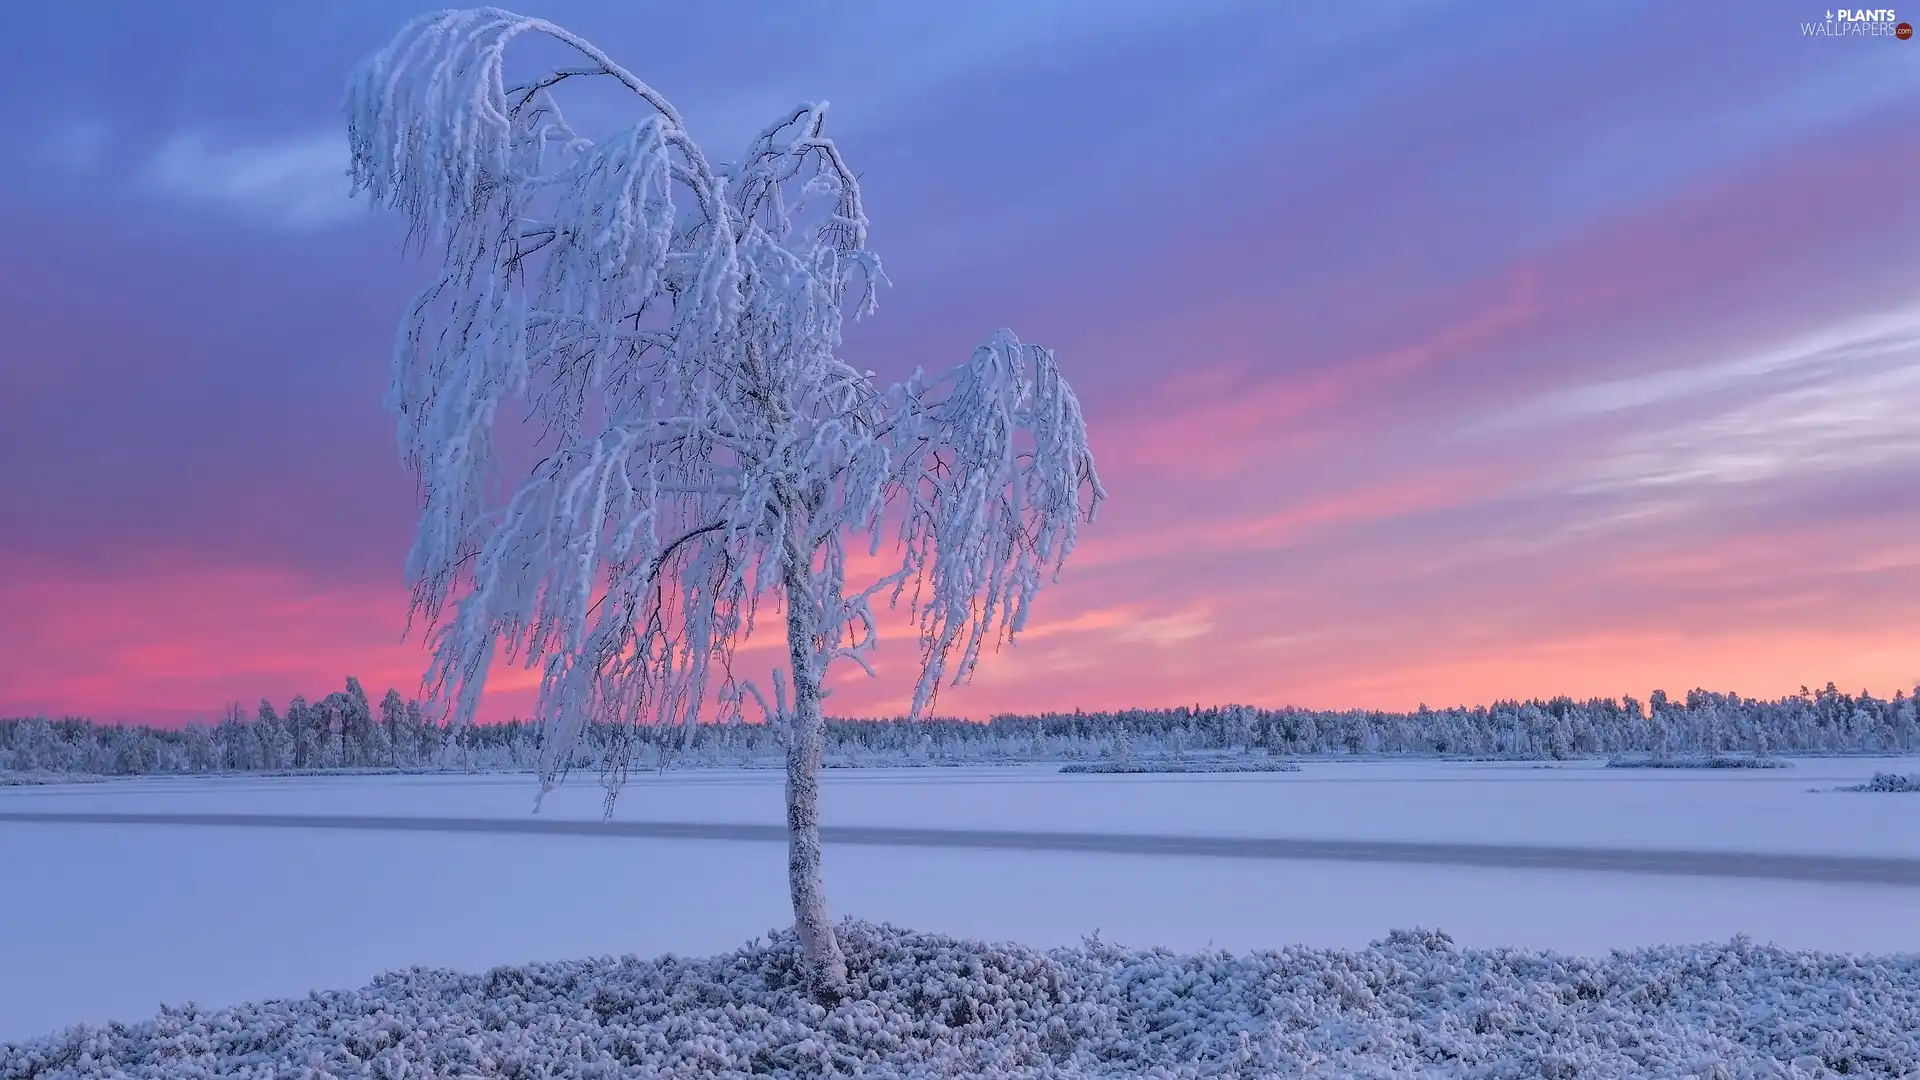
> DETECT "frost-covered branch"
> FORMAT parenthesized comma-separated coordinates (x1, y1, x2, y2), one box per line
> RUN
(877, 331, 1106, 715)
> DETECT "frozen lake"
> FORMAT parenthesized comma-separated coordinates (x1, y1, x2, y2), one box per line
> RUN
(3, 756, 1919, 1044)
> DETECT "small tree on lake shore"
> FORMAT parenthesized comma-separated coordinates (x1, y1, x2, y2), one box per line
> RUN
(345, 7, 1103, 996)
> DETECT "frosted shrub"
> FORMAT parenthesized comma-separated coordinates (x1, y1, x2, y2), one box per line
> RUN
(1843, 772, 1920, 793)
(10, 922, 1920, 1079)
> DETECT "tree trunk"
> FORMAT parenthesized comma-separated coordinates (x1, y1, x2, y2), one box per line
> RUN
(782, 535, 850, 1000)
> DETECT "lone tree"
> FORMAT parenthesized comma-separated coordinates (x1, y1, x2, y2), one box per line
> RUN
(346, 8, 1103, 996)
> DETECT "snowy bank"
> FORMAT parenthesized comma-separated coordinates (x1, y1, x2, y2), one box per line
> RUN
(1606, 755, 1791, 770)
(0, 772, 105, 787)
(7, 922, 1920, 1079)
(1840, 773, 1920, 793)
(1058, 760, 1302, 774)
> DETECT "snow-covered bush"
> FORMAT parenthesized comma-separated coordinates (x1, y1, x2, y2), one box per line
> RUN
(1059, 760, 1301, 774)
(7, 921, 1920, 1078)
(1841, 772, 1920, 793)
(1606, 755, 1790, 770)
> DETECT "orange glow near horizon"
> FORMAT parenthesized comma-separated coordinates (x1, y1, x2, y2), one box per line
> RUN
(5, 480, 1918, 728)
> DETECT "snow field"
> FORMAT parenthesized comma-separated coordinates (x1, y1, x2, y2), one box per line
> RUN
(9, 756, 1920, 856)
(6, 761, 1920, 1050)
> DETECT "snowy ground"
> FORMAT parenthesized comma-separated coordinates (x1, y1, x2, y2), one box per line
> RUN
(13, 923, 1920, 1079)
(3, 757, 1918, 1054)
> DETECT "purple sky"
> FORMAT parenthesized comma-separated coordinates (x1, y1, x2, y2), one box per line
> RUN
(3, 1, 1918, 725)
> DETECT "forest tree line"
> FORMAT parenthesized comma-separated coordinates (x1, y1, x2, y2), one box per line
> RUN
(3, 679, 1917, 777)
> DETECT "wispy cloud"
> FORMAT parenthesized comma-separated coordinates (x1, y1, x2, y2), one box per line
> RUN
(967, 602, 1220, 653)
(1515, 307, 1920, 423)
(1112, 610, 1217, 647)
(141, 129, 357, 230)
(1495, 306, 1920, 491)
(1583, 362, 1920, 491)
(1074, 466, 1506, 572)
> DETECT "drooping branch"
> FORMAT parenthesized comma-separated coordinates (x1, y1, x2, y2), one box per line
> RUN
(879, 331, 1106, 716)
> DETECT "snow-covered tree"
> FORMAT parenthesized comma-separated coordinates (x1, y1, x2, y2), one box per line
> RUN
(345, 8, 1104, 995)
(181, 721, 218, 772)
(286, 696, 319, 770)
(341, 677, 375, 765)
(10, 716, 55, 772)
(379, 688, 408, 765)
(405, 699, 436, 763)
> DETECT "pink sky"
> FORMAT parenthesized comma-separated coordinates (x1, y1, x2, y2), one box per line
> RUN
(2, 2, 1917, 725)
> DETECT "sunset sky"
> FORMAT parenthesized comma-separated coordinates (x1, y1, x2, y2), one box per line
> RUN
(2, 1, 1918, 726)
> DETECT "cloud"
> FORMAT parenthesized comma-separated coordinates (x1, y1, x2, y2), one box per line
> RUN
(1072, 466, 1507, 572)
(1512, 306, 1920, 422)
(141, 129, 358, 230)
(1112, 610, 1217, 647)
(1100, 267, 1543, 478)
(1583, 363, 1920, 491)
(1491, 306, 1920, 492)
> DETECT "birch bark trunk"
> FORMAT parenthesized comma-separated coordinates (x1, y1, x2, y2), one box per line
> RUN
(781, 518, 849, 999)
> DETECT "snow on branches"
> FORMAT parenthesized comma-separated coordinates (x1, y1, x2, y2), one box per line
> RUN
(345, 8, 1104, 798)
